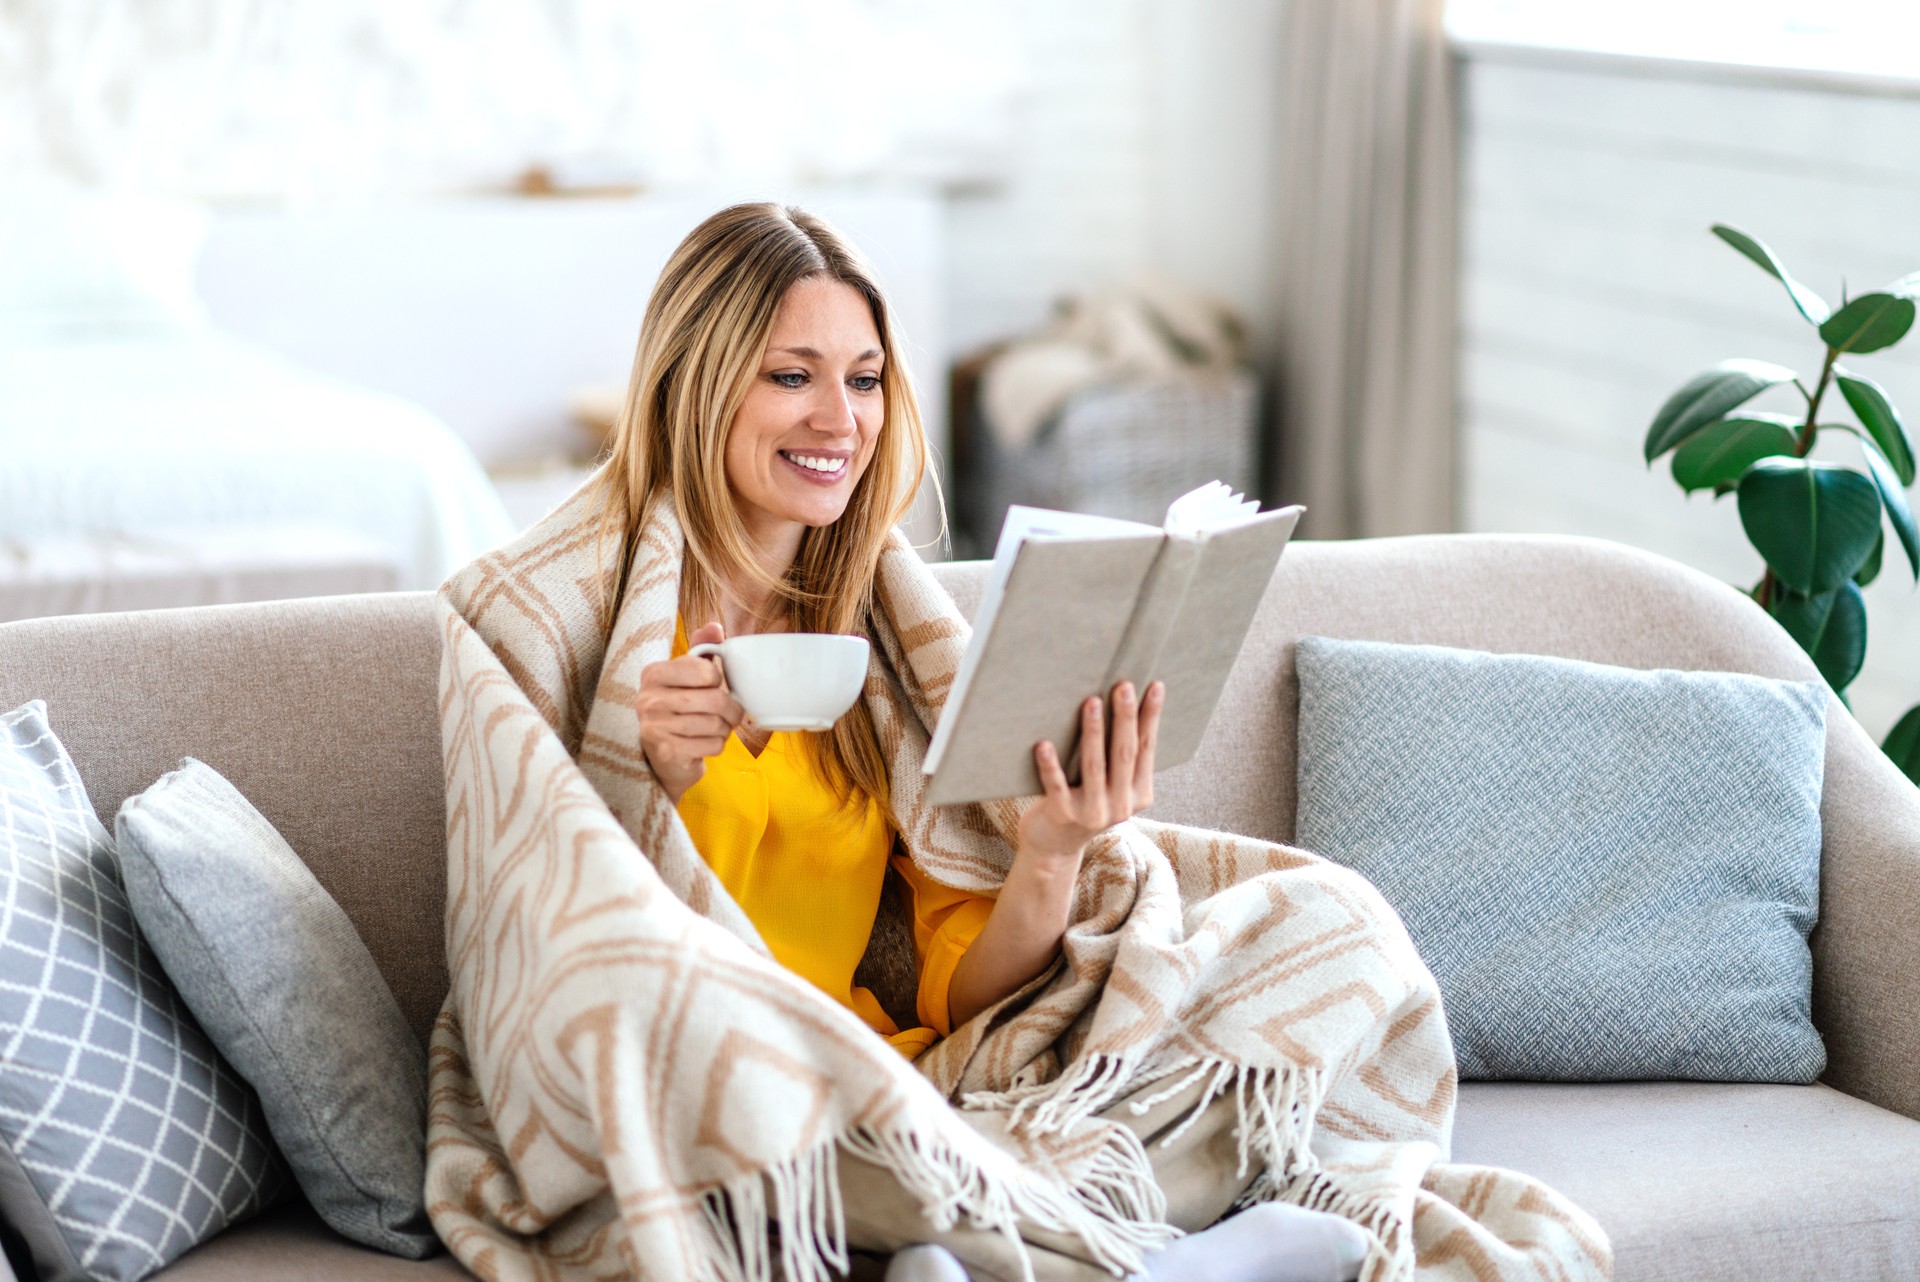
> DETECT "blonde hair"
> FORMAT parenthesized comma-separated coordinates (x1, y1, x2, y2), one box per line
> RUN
(594, 202, 930, 805)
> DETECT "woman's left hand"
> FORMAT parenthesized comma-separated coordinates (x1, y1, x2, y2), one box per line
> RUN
(1017, 680, 1165, 864)
(948, 680, 1167, 1029)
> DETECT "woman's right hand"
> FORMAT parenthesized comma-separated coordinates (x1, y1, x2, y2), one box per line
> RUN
(637, 621, 745, 804)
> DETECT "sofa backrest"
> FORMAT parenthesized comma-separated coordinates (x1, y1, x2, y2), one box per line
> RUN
(0, 593, 448, 1043)
(0, 532, 1867, 1052)
(936, 533, 1832, 842)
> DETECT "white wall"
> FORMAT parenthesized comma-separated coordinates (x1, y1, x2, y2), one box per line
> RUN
(196, 190, 947, 471)
(944, 0, 1288, 367)
(9, 0, 1293, 471)
(1458, 47, 1920, 736)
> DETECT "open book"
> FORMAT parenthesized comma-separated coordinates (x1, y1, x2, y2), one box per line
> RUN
(925, 483, 1303, 805)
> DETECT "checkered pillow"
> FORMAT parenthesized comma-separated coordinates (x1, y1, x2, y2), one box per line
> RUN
(0, 701, 284, 1282)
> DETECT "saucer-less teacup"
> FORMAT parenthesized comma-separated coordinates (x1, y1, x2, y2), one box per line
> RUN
(687, 633, 870, 732)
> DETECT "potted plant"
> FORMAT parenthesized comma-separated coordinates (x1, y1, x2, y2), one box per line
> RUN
(1643, 225, 1920, 785)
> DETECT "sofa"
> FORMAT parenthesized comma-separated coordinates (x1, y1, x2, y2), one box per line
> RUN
(3, 532, 1920, 1282)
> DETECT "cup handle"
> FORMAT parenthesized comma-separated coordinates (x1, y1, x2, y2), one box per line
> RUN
(687, 642, 724, 664)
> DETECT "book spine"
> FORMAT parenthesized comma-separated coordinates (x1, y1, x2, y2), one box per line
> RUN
(1090, 537, 1204, 768)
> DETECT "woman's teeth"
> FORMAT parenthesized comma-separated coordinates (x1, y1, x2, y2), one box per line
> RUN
(782, 452, 846, 475)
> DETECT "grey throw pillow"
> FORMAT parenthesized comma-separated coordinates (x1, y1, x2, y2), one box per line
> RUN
(113, 758, 437, 1259)
(0, 702, 284, 1282)
(1292, 637, 1828, 1083)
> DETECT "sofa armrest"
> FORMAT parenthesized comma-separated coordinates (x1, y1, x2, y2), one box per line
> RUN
(1812, 711, 1920, 1120)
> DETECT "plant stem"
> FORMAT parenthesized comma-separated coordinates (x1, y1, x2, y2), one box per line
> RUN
(1799, 346, 1839, 456)
(1759, 346, 1841, 616)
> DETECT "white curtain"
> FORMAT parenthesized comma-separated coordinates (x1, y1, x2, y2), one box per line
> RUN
(1269, 0, 1457, 538)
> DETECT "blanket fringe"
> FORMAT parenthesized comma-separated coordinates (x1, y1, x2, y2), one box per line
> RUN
(968, 1053, 1326, 1188)
(1194, 1063, 1406, 1280)
(700, 1137, 850, 1282)
(961, 1052, 1143, 1139)
(1265, 1167, 1410, 1282)
(691, 1115, 1178, 1282)
(842, 1121, 1175, 1279)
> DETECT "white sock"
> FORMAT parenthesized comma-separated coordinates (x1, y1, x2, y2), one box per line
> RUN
(881, 1203, 1370, 1282)
(1133, 1203, 1372, 1282)
(885, 1243, 972, 1282)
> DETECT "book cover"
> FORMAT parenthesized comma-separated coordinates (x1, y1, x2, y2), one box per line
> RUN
(925, 486, 1302, 805)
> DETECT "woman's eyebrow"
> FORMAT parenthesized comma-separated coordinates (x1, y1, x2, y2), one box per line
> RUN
(770, 346, 884, 362)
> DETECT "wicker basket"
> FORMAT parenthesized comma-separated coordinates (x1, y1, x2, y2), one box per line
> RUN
(958, 367, 1259, 552)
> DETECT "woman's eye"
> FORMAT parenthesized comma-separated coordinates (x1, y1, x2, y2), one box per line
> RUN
(850, 375, 881, 393)
(771, 372, 807, 388)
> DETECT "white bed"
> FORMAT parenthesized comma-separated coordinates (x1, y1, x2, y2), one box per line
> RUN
(0, 332, 515, 590)
(0, 181, 515, 601)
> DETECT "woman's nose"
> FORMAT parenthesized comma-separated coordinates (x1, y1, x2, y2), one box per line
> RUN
(804, 383, 859, 436)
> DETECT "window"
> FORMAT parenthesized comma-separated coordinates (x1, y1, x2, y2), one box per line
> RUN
(1446, 0, 1920, 82)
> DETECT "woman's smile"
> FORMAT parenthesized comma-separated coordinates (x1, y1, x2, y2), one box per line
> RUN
(777, 447, 852, 482)
(724, 275, 885, 557)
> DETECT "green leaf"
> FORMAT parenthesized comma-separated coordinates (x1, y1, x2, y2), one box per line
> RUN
(1737, 458, 1884, 593)
(1669, 414, 1799, 493)
(1855, 530, 1884, 587)
(1836, 368, 1916, 485)
(1860, 438, 1920, 582)
(1645, 360, 1798, 463)
(1819, 292, 1917, 354)
(1770, 582, 1868, 692)
(1885, 705, 1920, 787)
(1711, 224, 1831, 324)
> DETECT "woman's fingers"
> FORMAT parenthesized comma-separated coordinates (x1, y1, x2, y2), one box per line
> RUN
(1035, 739, 1071, 803)
(1108, 682, 1138, 812)
(1077, 696, 1107, 818)
(1134, 681, 1163, 802)
(662, 686, 743, 723)
(649, 654, 726, 689)
(661, 730, 729, 759)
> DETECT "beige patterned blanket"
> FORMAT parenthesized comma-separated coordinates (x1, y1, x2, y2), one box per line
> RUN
(424, 484, 1610, 1282)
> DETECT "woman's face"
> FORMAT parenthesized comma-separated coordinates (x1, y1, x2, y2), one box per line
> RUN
(725, 276, 885, 555)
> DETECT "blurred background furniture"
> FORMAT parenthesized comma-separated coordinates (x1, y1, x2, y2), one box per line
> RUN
(0, 181, 517, 612)
(956, 368, 1259, 553)
(196, 190, 951, 549)
(0, 526, 400, 623)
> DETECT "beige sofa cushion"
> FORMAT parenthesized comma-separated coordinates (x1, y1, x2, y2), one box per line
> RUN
(0, 533, 1904, 1091)
(938, 535, 1920, 1120)
(1453, 1081, 1920, 1282)
(4, 535, 1918, 1282)
(150, 1204, 467, 1281)
(934, 532, 1827, 842)
(0, 593, 447, 1044)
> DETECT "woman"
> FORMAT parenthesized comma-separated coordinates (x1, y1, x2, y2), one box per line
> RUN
(608, 204, 1360, 1280)
(427, 203, 1604, 1282)
(623, 207, 1164, 1054)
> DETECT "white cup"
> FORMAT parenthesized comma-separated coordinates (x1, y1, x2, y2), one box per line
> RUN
(687, 633, 870, 732)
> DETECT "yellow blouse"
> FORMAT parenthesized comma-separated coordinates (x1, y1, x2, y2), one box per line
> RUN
(672, 621, 994, 1057)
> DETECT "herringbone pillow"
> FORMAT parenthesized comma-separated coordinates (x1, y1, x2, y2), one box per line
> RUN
(0, 701, 284, 1282)
(1293, 637, 1827, 1082)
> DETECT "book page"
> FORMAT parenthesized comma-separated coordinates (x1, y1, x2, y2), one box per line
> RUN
(925, 504, 1157, 775)
(925, 532, 1164, 804)
(1145, 505, 1303, 769)
(1163, 480, 1260, 536)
